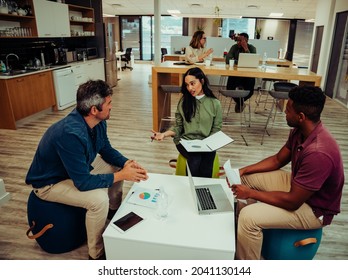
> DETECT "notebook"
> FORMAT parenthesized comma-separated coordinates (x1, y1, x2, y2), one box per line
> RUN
(179, 131, 234, 152)
(187, 162, 233, 215)
(237, 53, 260, 68)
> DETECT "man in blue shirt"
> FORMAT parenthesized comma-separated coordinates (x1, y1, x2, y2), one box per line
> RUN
(26, 80, 148, 260)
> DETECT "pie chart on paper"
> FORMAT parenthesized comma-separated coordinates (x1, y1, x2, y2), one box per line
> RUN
(139, 192, 151, 200)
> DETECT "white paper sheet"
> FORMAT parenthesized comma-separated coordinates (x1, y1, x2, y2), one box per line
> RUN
(223, 159, 241, 185)
(126, 186, 160, 209)
(223, 159, 247, 204)
(180, 131, 234, 152)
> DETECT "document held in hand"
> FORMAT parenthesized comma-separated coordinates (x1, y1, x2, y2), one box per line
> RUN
(223, 159, 241, 185)
(179, 131, 234, 152)
(223, 159, 247, 204)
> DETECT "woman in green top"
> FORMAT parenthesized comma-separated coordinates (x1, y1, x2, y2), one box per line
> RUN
(151, 67, 222, 177)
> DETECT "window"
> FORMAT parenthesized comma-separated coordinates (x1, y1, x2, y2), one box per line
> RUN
(121, 16, 183, 61)
(293, 21, 314, 67)
(222, 18, 256, 39)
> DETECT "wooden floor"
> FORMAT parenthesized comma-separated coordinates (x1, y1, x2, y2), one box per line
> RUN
(0, 62, 347, 260)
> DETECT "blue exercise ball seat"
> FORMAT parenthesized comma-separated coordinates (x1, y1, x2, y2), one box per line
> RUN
(261, 228, 323, 260)
(27, 191, 87, 254)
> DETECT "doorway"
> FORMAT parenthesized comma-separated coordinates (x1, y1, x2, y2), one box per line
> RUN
(325, 11, 348, 103)
(120, 16, 141, 60)
(311, 26, 323, 73)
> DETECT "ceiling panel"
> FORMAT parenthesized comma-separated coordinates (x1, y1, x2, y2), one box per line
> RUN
(102, 0, 318, 20)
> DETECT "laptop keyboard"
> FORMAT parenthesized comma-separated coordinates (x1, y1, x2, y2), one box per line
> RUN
(196, 188, 217, 210)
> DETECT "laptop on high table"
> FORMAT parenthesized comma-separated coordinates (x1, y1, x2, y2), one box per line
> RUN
(187, 162, 233, 215)
(237, 53, 260, 68)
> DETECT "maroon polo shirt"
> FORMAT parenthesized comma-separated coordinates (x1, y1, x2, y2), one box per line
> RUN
(286, 122, 344, 225)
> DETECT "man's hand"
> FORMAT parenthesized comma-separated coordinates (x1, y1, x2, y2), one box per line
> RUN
(240, 37, 249, 52)
(229, 182, 252, 200)
(116, 160, 148, 182)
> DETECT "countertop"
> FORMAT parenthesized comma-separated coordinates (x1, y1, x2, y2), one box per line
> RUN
(0, 58, 105, 80)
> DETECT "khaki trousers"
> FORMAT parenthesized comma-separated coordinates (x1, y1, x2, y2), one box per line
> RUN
(236, 170, 323, 260)
(33, 155, 123, 259)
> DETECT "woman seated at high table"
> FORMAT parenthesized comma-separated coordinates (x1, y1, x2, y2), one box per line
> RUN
(185, 30, 214, 63)
(151, 67, 222, 178)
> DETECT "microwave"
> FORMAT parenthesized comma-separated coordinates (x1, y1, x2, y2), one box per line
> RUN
(86, 47, 98, 59)
(75, 47, 98, 61)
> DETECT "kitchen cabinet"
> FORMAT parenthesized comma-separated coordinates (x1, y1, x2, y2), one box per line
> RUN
(85, 59, 105, 81)
(33, 0, 70, 37)
(0, 70, 56, 129)
(71, 63, 86, 92)
(71, 59, 105, 91)
(0, 0, 37, 38)
(68, 4, 95, 37)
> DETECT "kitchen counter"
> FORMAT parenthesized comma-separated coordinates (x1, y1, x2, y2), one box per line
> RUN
(0, 65, 69, 80)
(0, 58, 106, 129)
(0, 58, 105, 80)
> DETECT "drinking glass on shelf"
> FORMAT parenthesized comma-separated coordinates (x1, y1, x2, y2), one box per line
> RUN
(0, 0, 9, 14)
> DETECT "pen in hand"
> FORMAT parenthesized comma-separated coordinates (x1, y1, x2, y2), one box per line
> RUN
(151, 133, 156, 142)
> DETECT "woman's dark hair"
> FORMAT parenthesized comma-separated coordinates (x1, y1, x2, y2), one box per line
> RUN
(189, 30, 205, 49)
(180, 67, 217, 122)
(76, 79, 113, 116)
(288, 86, 326, 122)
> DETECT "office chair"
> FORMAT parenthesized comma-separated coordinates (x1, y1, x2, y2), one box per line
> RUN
(121, 48, 133, 71)
(161, 48, 168, 62)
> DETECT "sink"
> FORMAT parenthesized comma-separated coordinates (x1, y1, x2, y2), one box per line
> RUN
(0, 69, 37, 76)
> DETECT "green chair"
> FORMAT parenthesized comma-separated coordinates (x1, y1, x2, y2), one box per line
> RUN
(174, 153, 220, 178)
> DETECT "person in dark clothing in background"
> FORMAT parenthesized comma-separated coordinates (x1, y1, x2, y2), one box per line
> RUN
(225, 32, 257, 112)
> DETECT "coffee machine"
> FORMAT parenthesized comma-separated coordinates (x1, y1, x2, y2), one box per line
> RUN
(53, 48, 67, 65)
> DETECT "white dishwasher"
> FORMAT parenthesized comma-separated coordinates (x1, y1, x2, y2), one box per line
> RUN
(52, 67, 76, 110)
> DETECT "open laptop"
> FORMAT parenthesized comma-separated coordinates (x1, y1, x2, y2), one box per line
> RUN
(187, 162, 233, 215)
(237, 53, 260, 68)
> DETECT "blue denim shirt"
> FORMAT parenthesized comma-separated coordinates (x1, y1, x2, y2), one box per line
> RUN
(26, 109, 128, 191)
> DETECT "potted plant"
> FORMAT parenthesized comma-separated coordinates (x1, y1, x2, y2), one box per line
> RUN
(255, 27, 262, 39)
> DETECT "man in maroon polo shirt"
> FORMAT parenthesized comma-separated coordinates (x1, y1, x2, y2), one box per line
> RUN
(228, 85, 344, 260)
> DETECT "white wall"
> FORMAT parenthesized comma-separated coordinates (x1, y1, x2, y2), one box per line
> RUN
(170, 36, 280, 58)
(313, 0, 348, 88)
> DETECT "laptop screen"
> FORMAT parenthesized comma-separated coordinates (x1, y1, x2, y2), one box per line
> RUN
(237, 53, 260, 68)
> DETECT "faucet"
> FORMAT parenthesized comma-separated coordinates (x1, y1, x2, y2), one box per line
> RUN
(6, 53, 19, 72)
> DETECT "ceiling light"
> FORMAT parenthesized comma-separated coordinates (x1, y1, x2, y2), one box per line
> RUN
(269, 12, 284, 17)
(167, 10, 181, 14)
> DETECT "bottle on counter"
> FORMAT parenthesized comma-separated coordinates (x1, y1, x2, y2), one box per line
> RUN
(40, 51, 45, 68)
(262, 52, 267, 69)
(223, 48, 227, 58)
(0, 60, 6, 73)
(156, 186, 168, 219)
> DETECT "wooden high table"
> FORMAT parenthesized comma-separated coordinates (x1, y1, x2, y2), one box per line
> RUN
(151, 61, 322, 131)
(163, 54, 293, 67)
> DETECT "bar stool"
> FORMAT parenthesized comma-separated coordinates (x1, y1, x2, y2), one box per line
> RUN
(219, 88, 251, 146)
(159, 85, 181, 132)
(254, 78, 287, 115)
(260, 81, 297, 145)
